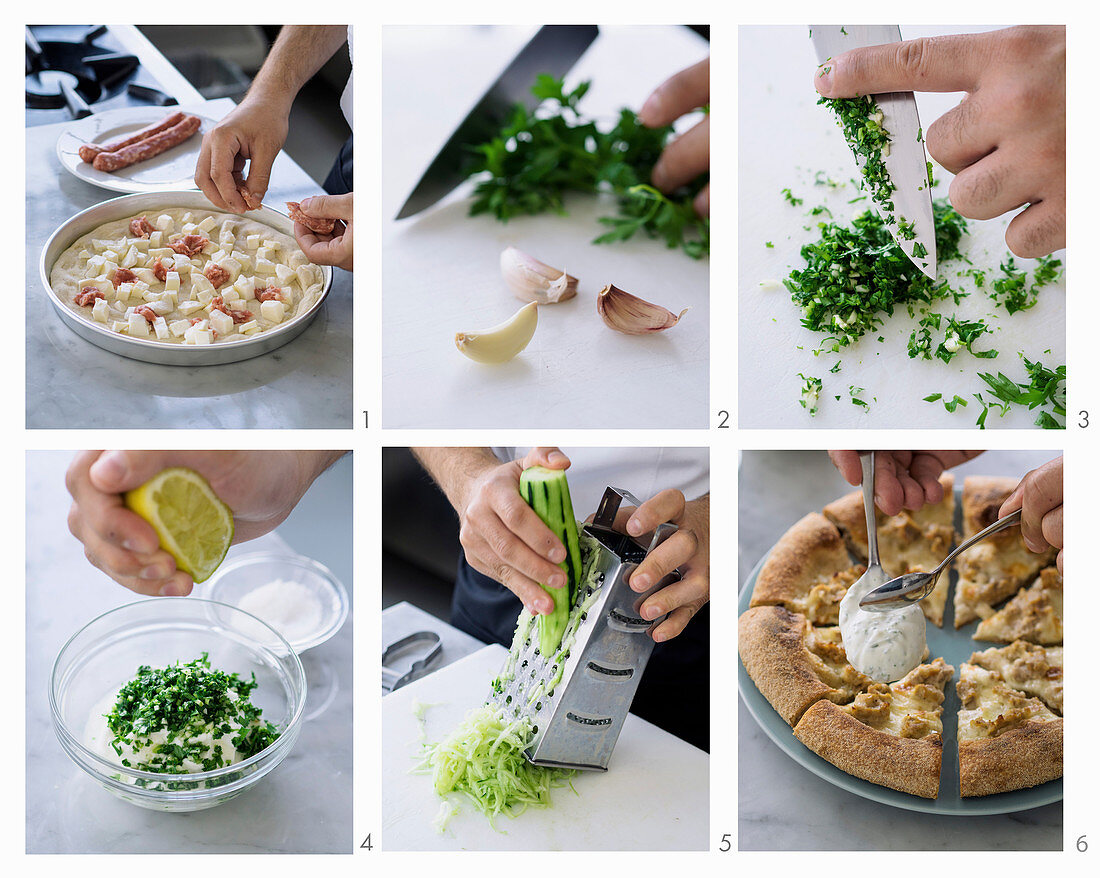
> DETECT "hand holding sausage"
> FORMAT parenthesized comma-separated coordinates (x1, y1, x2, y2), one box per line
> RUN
(292, 193, 353, 271)
(195, 93, 291, 213)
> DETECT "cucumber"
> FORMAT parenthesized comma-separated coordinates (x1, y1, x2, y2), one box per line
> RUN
(519, 465, 583, 657)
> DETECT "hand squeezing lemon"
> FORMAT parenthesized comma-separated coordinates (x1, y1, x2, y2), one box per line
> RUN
(124, 467, 234, 584)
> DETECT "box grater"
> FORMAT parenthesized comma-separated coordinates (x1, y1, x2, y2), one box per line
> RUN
(489, 486, 682, 771)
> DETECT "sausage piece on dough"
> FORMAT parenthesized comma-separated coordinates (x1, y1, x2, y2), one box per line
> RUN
(92, 115, 202, 173)
(286, 201, 336, 235)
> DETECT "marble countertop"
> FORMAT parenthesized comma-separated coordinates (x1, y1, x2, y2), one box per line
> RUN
(737, 450, 1062, 851)
(26, 452, 353, 853)
(26, 97, 352, 429)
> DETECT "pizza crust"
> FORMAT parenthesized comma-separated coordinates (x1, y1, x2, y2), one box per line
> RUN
(958, 721, 1063, 797)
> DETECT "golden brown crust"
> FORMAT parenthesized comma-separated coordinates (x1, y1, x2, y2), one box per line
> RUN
(793, 700, 943, 799)
(750, 513, 855, 624)
(823, 474, 954, 626)
(958, 720, 1063, 797)
(974, 568, 1063, 645)
(738, 606, 868, 726)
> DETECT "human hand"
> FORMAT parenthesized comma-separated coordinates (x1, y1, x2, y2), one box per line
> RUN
(601, 491, 709, 643)
(292, 193, 353, 271)
(455, 447, 574, 616)
(815, 26, 1065, 257)
(195, 92, 292, 213)
(639, 57, 710, 216)
(1000, 456, 1063, 571)
(828, 450, 983, 516)
(66, 450, 341, 596)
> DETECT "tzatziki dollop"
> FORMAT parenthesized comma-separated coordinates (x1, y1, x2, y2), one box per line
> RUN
(839, 577, 927, 682)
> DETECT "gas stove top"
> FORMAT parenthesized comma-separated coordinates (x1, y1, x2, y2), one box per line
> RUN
(26, 25, 181, 127)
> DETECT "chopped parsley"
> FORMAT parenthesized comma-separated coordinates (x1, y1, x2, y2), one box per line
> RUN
(798, 373, 822, 415)
(782, 188, 804, 206)
(975, 357, 1066, 429)
(820, 95, 894, 212)
(106, 653, 279, 778)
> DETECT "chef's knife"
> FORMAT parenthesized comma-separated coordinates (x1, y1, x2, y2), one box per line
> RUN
(811, 25, 937, 279)
(396, 24, 599, 220)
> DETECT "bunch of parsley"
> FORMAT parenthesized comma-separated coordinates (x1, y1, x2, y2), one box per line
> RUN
(466, 75, 709, 258)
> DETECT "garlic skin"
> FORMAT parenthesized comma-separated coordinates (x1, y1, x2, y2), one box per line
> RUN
(596, 284, 687, 335)
(455, 302, 538, 364)
(500, 247, 577, 304)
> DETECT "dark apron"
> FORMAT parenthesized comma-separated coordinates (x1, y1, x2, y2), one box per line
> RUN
(323, 136, 353, 195)
(451, 555, 710, 753)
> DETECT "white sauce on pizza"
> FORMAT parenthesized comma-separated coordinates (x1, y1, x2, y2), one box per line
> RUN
(51, 208, 325, 345)
(840, 577, 927, 683)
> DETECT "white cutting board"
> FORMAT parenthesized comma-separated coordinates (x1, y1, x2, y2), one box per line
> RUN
(738, 26, 1065, 428)
(382, 26, 711, 428)
(381, 645, 709, 851)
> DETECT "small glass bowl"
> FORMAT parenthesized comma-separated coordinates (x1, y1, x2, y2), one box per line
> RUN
(203, 551, 348, 653)
(49, 598, 306, 812)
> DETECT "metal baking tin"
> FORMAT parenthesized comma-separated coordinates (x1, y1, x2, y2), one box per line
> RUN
(40, 190, 334, 366)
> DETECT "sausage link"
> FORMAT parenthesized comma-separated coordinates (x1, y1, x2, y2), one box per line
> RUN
(92, 115, 201, 173)
(79, 111, 187, 164)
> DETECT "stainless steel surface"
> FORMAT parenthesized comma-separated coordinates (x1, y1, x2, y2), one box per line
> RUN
(395, 24, 599, 219)
(490, 485, 678, 772)
(861, 508, 1023, 611)
(811, 25, 937, 279)
(381, 631, 443, 691)
(40, 190, 333, 366)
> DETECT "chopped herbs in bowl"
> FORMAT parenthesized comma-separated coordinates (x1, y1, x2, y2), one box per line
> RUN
(50, 598, 306, 811)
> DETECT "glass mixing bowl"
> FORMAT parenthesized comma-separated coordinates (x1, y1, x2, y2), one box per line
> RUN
(49, 597, 306, 812)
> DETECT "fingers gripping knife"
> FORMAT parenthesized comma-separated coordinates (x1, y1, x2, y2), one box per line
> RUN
(489, 486, 682, 771)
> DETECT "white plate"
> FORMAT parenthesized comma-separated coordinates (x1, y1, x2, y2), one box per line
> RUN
(56, 107, 214, 194)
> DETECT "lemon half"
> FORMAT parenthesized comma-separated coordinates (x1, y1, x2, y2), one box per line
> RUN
(124, 467, 234, 584)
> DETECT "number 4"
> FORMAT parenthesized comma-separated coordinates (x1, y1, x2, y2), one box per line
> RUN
(360, 834, 373, 850)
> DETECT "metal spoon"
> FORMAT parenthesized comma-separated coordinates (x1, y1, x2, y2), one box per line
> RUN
(850, 452, 889, 596)
(859, 507, 1023, 611)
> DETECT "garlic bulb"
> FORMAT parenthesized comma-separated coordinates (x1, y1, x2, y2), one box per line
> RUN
(500, 247, 577, 304)
(596, 285, 687, 335)
(455, 302, 538, 364)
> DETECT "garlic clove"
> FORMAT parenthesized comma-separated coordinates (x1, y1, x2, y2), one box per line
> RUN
(500, 246, 578, 304)
(455, 302, 539, 364)
(596, 284, 687, 335)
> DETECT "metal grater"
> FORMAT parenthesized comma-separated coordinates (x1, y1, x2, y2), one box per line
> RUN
(489, 486, 682, 771)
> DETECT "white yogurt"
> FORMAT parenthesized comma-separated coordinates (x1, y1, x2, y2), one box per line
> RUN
(839, 577, 927, 682)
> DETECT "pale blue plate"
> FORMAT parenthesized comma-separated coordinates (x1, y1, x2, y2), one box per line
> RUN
(738, 497, 1063, 815)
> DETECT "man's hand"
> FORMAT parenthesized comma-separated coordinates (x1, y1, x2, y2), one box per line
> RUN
(293, 193, 353, 271)
(1000, 456, 1063, 572)
(195, 94, 291, 212)
(828, 450, 983, 516)
(815, 26, 1065, 257)
(450, 447, 573, 616)
(639, 57, 710, 217)
(66, 450, 342, 596)
(603, 491, 709, 643)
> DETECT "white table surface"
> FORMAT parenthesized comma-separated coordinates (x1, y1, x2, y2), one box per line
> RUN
(737, 25, 1065, 429)
(381, 601, 485, 694)
(25, 452, 353, 854)
(26, 97, 352, 429)
(382, 25, 710, 428)
(737, 450, 1061, 850)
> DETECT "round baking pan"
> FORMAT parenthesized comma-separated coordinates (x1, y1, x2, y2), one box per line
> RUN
(738, 487, 1062, 816)
(40, 190, 333, 366)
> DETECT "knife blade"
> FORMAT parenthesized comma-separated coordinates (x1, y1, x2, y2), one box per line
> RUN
(811, 25, 937, 279)
(395, 24, 599, 220)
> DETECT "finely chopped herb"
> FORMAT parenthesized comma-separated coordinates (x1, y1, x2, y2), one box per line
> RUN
(106, 653, 278, 775)
(819, 95, 895, 213)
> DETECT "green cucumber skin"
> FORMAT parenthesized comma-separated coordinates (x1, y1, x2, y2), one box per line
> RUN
(519, 466, 582, 656)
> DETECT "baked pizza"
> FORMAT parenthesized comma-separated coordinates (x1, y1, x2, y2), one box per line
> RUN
(51, 208, 326, 346)
(740, 474, 1064, 799)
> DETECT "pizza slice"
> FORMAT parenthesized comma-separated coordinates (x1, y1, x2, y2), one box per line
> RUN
(792, 658, 954, 799)
(823, 473, 955, 626)
(954, 477, 1057, 628)
(956, 661, 1063, 797)
(738, 605, 871, 726)
(974, 568, 1063, 645)
(749, 513, 863, 625)
(967, 641, 1063, 715)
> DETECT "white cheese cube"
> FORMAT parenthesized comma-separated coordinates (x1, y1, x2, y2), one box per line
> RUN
(131, 238, 149, 253)
(178, 301, 205, 316)
(274, 263, 295, 285)
(133, 268, 157, 286)
(156, 215, 174, 233)
(182, 222, 197, 235)
(172, 254, 191, 273)
(210, 248, 228, 264)
(220, 257, 243, 283)
(78, 249, 92, 261)
(234, 275, 256, 300)
(261, 239, 282, 251)
(245, 234, 261, 250)
(91, 299, 110, 324)
(295, 266, 316, 289)
(115, 282, 133, 303)
(111, 320, 128, 334)
(254, 257, 276, 277)
(132, 280, 150, 297)
(168, 319, 190, 338)
(221, 285, 242, 303)
(209, 309, 234, 336)
(148, 247, 173, 260)
(255, 246, 272, 263)
(102, 249, 119, 263)
(197, 215, 216, 233)
(153, 316, 169, 339)
(149, 231, 162, 247)
(127, 313, 150, 337)
(165, 271, 180, 292)
(149, 299, 174, 316)
(195, 288, 214, 305)
(260, 300, 286, 324)
(238, 319, 259, 334)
